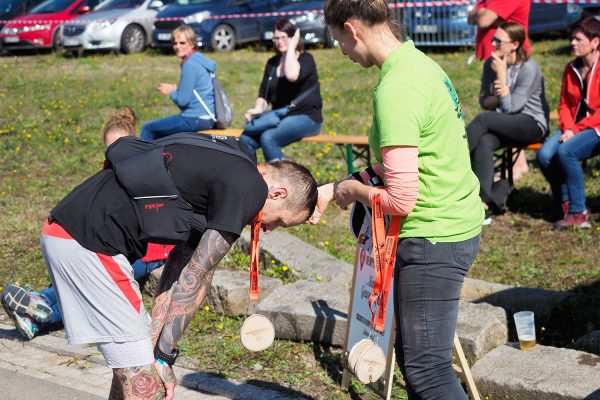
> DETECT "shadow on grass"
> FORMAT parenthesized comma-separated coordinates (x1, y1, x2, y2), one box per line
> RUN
(506, 186, 558, 221)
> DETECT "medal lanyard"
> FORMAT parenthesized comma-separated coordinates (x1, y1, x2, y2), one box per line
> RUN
(368, 193, 402, 333)
(250, 164, 267, 302)
(249, 210, 262, 302)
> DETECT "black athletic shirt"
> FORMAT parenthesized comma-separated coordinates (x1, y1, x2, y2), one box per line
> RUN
(50, 145, 268, 262)
(258, 52, 323, 123)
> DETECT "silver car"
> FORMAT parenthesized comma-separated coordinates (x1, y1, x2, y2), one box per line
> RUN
(61, 0, 166, 54)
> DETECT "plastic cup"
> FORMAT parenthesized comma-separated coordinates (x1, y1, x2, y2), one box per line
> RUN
(513, 311, 536, 350)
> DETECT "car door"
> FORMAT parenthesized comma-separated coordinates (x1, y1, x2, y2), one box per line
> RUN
(225, 0, 278, 43)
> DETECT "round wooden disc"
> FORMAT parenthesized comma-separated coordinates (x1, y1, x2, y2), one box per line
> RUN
(240, 314, 275, 352)
(354, 343, 386, 384)
(349, 339, 374, 371)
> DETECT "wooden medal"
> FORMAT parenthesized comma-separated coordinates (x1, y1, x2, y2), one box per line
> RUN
(240, 313, 275, 352)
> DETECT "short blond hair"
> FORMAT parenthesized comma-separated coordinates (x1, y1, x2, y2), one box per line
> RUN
(172, 25, 198, 50)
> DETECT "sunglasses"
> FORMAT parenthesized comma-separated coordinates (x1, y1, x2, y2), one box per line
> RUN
(272, 35, 289, 42)
(491, 36, 512, 45)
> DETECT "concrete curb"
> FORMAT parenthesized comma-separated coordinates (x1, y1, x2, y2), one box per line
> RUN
(0, 322, 306, 399)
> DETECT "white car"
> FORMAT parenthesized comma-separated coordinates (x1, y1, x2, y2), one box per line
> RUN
(61, 0, 167, 54)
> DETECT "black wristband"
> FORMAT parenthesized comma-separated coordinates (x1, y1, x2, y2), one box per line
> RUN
(154, 346, 179, 366)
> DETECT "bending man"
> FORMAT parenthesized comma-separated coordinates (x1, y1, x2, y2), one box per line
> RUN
(40, 132, 318, 399)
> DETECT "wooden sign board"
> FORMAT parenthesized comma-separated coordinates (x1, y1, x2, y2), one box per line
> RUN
(342, 205, 395, 400)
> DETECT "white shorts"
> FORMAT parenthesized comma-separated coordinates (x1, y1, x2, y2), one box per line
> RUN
(40, 221, 153, 368)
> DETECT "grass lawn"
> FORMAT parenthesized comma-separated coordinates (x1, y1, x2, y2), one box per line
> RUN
(0, 37, 598, 399)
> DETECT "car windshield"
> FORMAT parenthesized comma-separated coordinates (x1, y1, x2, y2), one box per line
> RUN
(96, 0, 145, 10)
(175, 0, 217, 5)
(30, 0, 73, 13)
(0, 0, 16, 14)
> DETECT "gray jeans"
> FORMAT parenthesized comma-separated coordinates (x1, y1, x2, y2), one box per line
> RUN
(393, 235, 480, 400)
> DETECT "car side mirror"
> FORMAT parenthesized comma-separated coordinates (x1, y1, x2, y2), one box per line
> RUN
(77, 5, 90, 13)
(148, 0, 164, 8)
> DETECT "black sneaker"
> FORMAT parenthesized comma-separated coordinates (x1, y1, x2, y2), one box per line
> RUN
(1, 284, 53, 324)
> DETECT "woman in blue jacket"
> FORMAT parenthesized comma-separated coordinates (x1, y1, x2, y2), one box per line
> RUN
(141, 25, 217, 141)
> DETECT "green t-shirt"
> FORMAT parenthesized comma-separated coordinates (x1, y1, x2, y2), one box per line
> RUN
(369, 41, 483, 242)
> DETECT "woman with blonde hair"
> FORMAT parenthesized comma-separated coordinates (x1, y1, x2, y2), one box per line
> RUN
(141, 25, 217, 141)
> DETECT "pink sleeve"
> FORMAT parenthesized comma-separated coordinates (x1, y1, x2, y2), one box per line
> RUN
(368, 146, 419, 216)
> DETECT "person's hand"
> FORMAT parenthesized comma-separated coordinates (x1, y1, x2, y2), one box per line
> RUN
(154, 361, 176, 400)
(334, 179, 361, 210)
(307, 183, 335, 225)
(288, 28, 301, 52)
(490, 51, 507, 80)
(158, 83, 177, 96)
(245, 108, 262, 122)
(493, 80, 509, 97)
(560, 129, 575, 142)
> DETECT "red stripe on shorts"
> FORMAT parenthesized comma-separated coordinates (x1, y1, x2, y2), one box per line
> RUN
(96, 253, 141, 314)
(42, 221, 73, 239)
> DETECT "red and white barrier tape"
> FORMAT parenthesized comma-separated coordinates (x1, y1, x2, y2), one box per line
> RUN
(0, 0, 596, 27)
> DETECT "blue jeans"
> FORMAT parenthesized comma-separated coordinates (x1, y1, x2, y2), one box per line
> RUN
(536, 128, 600, 213)
(37, 260, 163, 326)
(140, 114, 214, 141)
(239, 114, 321, 162)
(394, 235, 480, 400)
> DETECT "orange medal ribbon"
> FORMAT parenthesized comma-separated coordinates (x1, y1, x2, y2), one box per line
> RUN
(249, 164, 267, 302)
(368, 193, 402, 333)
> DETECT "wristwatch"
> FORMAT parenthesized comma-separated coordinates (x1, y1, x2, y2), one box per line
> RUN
(154, 346, 179, 366)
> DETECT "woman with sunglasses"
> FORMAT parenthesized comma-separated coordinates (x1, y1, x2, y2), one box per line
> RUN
(239, 19, 323, 162)
(536, 16, 600, 229)
(467, 21, 549, 223)
(141, 25, 217, 141)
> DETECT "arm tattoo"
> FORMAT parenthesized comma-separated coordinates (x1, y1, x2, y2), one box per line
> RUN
(150, 242, 194, 345)
(157, 229, 236, 353)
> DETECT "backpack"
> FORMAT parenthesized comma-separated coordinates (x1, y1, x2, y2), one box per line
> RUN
(194, 72, 233, 129)
(104, 133, 255, 243)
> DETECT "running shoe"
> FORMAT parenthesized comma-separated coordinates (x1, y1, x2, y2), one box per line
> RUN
(1, 284, 53, 324)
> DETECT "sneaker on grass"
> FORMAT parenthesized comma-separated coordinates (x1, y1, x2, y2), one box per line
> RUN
(1, 284, 53, 324)
(554, 210, 591, 229)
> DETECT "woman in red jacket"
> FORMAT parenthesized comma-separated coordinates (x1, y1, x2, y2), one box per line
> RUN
(536, 17, 600, 228)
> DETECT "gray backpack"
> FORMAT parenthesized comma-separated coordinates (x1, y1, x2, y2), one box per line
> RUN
(194, 72, 233, 129)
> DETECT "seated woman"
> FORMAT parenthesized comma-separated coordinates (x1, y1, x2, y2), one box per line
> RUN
(467, 21, 549, 222)
(240, 19, 323, 162)
(140, 25, 217, 141)
(536, 16, 600, 229)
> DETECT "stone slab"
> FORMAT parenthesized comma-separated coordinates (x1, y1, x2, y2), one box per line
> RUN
(205, 269, 282, 316)
(472, 343, 600, 400)
(456, 300, 508, 362)
(461, 277, 572, 316)
(240, 230, 353, 286)
(576, 331, 600, 356)
(256, 280, 349, 346)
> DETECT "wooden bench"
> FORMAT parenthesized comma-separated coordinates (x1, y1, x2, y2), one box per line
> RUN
(497, 111, 558, 188)
(200, 128, 370, 174)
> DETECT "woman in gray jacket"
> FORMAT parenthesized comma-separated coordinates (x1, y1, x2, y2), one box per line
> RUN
(467, 21, 549, 222)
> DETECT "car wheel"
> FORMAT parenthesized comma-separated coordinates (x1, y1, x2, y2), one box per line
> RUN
(52, 28, 63, 53)
(211, 24, 236, 52)
(121, 24, 146, 54)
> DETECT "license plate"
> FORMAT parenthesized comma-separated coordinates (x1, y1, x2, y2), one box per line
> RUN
(63, 38, 80, 46)
(157, 33, 171, 41)
(263, 30, 273, 40)
(415, 24, 438, 34)
(3, 36, 19, 43)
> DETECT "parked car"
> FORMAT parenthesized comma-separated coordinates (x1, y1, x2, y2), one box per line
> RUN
(261, 0, 336, 48)
(152, 0, 286, 52)
(402, 2, 596, 48)
(60, 0, 169, 54)
(0, 0, 47, 31)
(0, 0, 99, 51)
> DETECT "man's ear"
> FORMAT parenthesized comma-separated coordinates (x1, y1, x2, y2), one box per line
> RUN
(268, 187, 288, 200)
